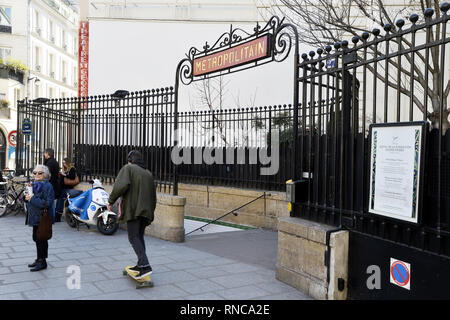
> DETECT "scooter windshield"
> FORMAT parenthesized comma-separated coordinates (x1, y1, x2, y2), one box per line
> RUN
(68, 189, 93, 220)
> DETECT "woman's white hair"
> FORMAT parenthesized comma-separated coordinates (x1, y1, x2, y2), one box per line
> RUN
(34, 164, 51, 180)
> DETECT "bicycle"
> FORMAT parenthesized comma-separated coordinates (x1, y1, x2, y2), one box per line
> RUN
(0, 177, 29, 218)
(0, 181, 10, 217)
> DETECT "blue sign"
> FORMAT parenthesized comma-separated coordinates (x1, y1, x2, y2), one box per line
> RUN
(22, 119, 32, 135)
(390, 259, 411, 290)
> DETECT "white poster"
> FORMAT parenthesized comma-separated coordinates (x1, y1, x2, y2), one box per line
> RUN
(368, 124, 423, 223)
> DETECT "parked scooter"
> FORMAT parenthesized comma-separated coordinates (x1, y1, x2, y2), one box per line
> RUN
(63, 179, 119, 235)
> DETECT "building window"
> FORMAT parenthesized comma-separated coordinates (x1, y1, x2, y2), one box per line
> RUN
(62, 29, 67, 50)
(34, 83, 40, 99)
(61, 60, 67, 83)
(48, 53, 55, 78)
(34, 46, 41, 72)
(34, 10, 41, 34)
(0, 47, 11, 61)
(0, 7, 12, 33)
(49, 20, 54, 43)
(48, 87, 54, 99)
(73, 66, 77, 87)
(13, 88, 21, 108)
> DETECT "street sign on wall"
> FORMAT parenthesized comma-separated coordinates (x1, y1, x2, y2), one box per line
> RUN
(22, 119, 32, 135)
(8, 130, 16, 147)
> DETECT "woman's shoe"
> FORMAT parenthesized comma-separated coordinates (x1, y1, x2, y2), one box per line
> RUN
(28, 259, 39, 268)
(30, 259, 47, 272)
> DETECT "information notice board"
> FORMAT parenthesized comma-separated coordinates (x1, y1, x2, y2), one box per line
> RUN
(368, 122, 427, 224)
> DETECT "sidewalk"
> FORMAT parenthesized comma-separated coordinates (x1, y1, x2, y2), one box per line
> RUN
(0, 215, 311, 300)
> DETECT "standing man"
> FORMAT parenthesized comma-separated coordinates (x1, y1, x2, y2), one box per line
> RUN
(107, 150, 157, 279)
(44, 148, 61, 221)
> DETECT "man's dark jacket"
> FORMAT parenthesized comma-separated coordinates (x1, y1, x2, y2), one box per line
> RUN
(108, 164, 157, 226)
(44, 157, 61, 198)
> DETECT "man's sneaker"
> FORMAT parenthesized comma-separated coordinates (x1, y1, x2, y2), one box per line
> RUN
(128, 265, 140, 275)
(135, 266, 152, 279)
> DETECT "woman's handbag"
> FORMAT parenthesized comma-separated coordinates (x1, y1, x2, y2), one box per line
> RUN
(36, 201, 52, 241)
(64, 175, 79, 187)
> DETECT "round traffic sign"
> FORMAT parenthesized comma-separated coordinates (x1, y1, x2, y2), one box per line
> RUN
(8, 130, 17, 147)
(390, 260, 410, 287)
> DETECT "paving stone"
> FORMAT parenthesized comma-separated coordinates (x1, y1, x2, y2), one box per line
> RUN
(8, 251, 38, 259)
(23, 283, 103, 300)
(0, 271, 45, 284)
(217, 262, 265, 274)
(93, 277, 136, 293)
(0, 293, 24, 300)
(1, 257, 37, 267)
(184, 292, 225, 300)
(254, 291, 313, 300)
(255, 280, 298, 294)
(185, 266, 230, 279)
(166, 261, 203, 271)
(210, 272, 268, 289)
(0, 282, 39, 295)
(196, 257, 236, 267)
(151, 270, 198, 286)
(80, 290, 146, 300)
(0, 247, 13, 254)
(174, 279, 226, 295)
(138, 284, 188, 300)
(55, 251, 94, 260)
(0, 215, 311, 300)
(216, 285, 270, 300)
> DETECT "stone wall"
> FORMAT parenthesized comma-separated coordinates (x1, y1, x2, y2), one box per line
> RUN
(276, 217, 349, 300)
(178, 183, 288, 230)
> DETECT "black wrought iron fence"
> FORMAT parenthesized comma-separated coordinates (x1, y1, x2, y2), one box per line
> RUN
(293, 4, 450, 256)
(16, 88, 177, 194)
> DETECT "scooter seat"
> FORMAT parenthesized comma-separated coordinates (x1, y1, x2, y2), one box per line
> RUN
(68, 190, 83, 198)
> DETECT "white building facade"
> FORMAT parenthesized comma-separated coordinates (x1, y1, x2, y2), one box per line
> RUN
(83, 0, 299, 111)
(0, 0, 79, 170)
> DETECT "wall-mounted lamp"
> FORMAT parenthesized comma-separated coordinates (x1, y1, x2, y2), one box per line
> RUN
(34, 97, 49, 104)
(111, 90, 129, 100)
(27, 77, 40, 83)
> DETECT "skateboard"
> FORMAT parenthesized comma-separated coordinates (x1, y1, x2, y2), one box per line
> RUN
(122, 265, 154, 289)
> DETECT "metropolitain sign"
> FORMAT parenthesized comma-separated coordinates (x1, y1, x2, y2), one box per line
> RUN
(193, 34, 272, 77)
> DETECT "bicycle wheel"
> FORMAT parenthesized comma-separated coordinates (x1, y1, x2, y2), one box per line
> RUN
(0, 195, 8, 217)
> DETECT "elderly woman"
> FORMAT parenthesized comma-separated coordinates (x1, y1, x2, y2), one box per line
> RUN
(25, 164, 55, 272)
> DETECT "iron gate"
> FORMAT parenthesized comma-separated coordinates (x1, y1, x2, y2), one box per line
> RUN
(292, 5, 450, 298)
(16, 88, 177, 194)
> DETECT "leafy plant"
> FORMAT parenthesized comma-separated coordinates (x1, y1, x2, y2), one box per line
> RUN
(0, 99, 10, 108)
(2, 58, 28, 73)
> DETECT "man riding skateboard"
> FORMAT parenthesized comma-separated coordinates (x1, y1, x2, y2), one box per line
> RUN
(107, 150, 157, 280)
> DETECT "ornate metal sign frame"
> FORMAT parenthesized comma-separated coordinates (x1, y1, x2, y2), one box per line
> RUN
(173, 16, 299, 195)
(176, 16, 298, 86)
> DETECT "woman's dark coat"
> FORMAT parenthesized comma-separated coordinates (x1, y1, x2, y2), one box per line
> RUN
(25, 180, 55, 226)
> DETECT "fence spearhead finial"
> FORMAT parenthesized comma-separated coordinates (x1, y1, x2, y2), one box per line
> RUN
(361, 32, 370, 41)
(409, 13, 419, 24)
(395, 19, 405, 30)
(383, 23, 393, 33)
(440, 2, 450, 13)
(424, 8, 434, 18)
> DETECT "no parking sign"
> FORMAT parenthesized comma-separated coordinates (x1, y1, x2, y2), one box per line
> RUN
(390, 258, 411, 290)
